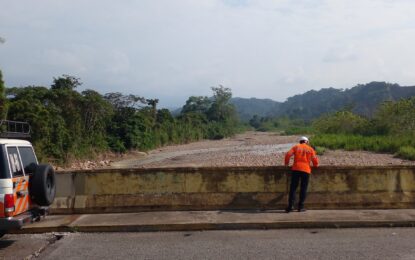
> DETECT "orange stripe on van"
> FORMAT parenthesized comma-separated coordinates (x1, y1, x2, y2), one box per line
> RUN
(16, 180, 22, 192)
(22, 180, 30, 211)
(24, 179, 29, 190)
(9, 177, 31, 215)
(15, 197, 24, 214)
(14, 179, 29, 214)
(21, 195, 29, 213)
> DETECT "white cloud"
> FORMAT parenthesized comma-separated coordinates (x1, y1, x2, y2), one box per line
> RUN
(1, 0, 415, 107)
(323, 44, 358, 63)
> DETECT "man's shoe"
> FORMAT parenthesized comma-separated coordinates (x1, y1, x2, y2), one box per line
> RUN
(298, 208, 307, 212)
(285, 207, 293, 213)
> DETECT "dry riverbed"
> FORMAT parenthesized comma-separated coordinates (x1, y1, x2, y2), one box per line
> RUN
(102, 132, 415, 169)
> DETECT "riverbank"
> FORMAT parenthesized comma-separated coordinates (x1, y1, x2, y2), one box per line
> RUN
(61, 132, 415, 170)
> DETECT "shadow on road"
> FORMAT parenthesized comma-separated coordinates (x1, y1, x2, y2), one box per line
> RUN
(0, 239, 15, 249)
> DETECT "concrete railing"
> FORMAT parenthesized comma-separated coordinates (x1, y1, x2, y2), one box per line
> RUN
(51, 166, 415, 214)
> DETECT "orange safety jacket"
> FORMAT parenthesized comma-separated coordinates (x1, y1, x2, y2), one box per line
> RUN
(284, 143, 319, 174)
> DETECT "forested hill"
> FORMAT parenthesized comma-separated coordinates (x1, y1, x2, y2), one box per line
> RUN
(230, 98, 281, 121)
(232, 82, 415, 121)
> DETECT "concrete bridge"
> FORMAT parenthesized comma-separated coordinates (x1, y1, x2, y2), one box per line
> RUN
(51, 166, 415, 214)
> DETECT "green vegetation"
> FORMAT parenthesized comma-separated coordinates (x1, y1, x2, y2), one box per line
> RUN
(2, 68, 415, 162)
(312, 134, 414, 153)
(311, 97, 415, 160)
(1, 72, 240, 163)
(0, 70, 6, 119)
(312, 111, 368, 135)
(239, 81, 415, 161)
(314, 146, 326, 156)
(397, 146, 415, 161)
(248, 95, 415, 160)
(230, 97, 280, 121)
(248, 116, 312, 135)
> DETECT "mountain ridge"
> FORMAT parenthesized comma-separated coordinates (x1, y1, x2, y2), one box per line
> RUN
(230, 81, 415, 121)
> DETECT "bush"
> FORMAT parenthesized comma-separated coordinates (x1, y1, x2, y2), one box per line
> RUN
(396, 146, 415, 161)
(312, 134, 415, 161)
(312, 111, 368, 135)
(374, 97, 415, 135)
(283, 126, 313, 135)
(314, 146, 326, 155)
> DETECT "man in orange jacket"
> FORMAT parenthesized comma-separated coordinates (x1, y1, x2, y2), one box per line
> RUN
(284, 136, 319, 213)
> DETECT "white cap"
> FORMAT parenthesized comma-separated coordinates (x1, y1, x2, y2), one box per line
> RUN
(299, 136, 309, 143)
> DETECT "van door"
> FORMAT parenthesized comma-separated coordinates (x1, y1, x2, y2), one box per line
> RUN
(6, 146, 29, 216)
(18, 146, 38, 210)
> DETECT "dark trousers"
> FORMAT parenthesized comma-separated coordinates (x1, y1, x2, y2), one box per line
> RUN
(287, 171, 310, 209)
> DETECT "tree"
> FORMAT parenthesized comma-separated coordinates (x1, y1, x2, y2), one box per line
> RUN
(249, 115, 261, 129)
(50, 76, 84, 155)
(312, 111, 368, 134)
(374, 97, 415, 135)
(146, 98, 159, 123)
(4, 76, 242, 162)
(156, 109, 174, 124)
(104, 92, 149, 152)
(0, 70, 7, 119)
(104, 92, 146, 110)
(207, 85, 237, 122)
(181, 96, 211, 114)
(81, 90, 113, 131)
(51, 75, 81, 90)
(6, 86, 67, 160)
(81, 90, 113, 148)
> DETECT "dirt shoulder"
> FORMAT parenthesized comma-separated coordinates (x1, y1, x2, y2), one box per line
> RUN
(104, 132, 415, 169)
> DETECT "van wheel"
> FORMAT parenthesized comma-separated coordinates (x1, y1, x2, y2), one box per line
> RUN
(29, 164, 56, 206)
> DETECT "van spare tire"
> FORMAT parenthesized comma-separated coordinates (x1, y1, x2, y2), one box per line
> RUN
(29, 164, 56, 206)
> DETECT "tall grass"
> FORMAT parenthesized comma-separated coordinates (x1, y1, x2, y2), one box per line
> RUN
(396, 146, 415, 161)
(312, 134, 415, 159)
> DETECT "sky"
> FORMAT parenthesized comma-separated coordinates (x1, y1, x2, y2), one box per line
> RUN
(1, 0, 415, 108)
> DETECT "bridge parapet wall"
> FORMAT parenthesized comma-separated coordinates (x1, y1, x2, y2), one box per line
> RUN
(51, 166, 415, 214)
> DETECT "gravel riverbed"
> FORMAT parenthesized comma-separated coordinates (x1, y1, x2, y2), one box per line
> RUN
(109, 132, 415, 169)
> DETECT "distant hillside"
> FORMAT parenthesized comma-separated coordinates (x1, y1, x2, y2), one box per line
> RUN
(172, 97, 280, 121)
(232, 82, 415, 121)
(230, 98, 281, 121)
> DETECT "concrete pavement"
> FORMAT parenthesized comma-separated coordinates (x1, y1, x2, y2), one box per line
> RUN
(11, 209, 415, 234)
(39, 229, 415, 260)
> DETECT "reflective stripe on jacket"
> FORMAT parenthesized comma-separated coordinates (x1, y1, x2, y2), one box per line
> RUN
(284, 143, 319, 174)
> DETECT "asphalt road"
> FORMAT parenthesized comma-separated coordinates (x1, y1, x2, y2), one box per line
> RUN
(12, 228, 411, 260)
(0, 233, 57, 259)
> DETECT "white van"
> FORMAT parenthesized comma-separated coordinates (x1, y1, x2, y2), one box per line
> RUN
(0, 121, 56, 237)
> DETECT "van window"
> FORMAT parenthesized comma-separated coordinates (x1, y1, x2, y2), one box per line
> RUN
(0, 147, 9, 179)
(18, 147, 37, 174)
(7, 147, 24, 177)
